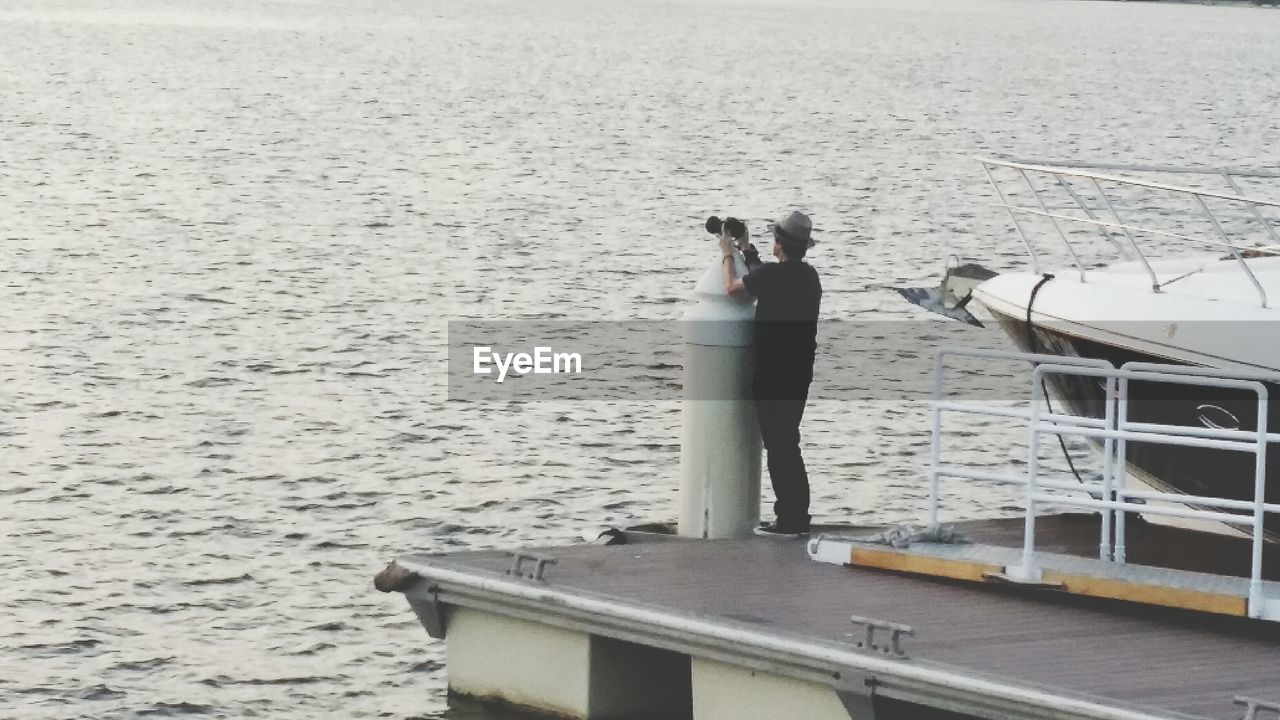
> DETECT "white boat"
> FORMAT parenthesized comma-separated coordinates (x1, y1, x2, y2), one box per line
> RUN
(913, 158, 1280, 536)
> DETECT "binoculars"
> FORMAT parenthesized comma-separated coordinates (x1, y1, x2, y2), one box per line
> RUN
(705, 216, 747, 241)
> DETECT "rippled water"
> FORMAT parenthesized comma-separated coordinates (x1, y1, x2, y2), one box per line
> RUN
(3, 0, 1278, 717)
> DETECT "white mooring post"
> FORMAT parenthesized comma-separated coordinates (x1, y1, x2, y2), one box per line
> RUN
(678, 250, 762, 539)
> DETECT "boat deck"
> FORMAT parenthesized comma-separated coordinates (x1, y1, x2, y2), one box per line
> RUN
(387, 514, 1280, 720)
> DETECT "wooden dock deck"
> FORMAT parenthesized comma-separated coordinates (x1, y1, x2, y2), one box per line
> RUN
(381, 514, 1280, 720)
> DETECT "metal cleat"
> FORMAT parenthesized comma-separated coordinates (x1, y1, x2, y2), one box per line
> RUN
(849, 614, 915, 658)
(507, 552, 558, 581)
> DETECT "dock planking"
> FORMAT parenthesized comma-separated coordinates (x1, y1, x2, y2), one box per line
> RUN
(393, 514, 1280, 720)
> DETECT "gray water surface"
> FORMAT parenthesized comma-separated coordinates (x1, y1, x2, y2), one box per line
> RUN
(3, 0, 1278, 717)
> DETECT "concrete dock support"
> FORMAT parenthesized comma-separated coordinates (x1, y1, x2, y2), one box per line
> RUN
(445, 607, 692, 719)
(446, 608, 590, 717)
(444, 608, 864, 720)
(679, 253, 762, 539)
(691, 658, 855, 720)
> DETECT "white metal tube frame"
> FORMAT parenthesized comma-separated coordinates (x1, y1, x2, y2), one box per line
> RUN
(978, 156, 1280, 307)
(978, 157, 1280, 211)
(928, 348, 1111, 527)
(929, 348, 1277, 619)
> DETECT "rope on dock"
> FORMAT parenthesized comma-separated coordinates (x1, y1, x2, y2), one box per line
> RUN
(866, 524, 967, 549)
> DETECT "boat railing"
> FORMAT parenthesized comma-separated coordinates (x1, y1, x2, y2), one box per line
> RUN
(929, 347, 1280, 620)
(978, 157, 1280, 308)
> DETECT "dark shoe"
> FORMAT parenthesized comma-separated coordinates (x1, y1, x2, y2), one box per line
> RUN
(754, 522, 809, 538)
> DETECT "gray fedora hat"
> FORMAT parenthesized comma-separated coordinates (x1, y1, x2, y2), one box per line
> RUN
(770, 210, 816, 248)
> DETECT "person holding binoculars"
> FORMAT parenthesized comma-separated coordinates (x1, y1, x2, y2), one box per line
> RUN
(716, 211, 822, 537)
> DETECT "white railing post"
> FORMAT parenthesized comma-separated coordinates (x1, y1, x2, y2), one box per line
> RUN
(1018, 168, 1088, 281)
(1055, 175, 1134, 261)
(928, 351, 948, 528)
(982, 161, 1042, 274)
(1114, 377, 1130, 564)
(1100, 377, 1117, 561)
(1191, 193, 1268, 308)
(1088, 177, 1162, 293)
(1021, 369, 1045, 581)
(1221, 170, 1280, 247)
(1249, 386, 1269, 618)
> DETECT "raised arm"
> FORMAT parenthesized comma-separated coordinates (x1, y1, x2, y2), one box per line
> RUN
(719, 233, 751, 297)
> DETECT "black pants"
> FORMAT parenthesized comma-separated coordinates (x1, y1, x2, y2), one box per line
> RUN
(753, 375, 811, 531)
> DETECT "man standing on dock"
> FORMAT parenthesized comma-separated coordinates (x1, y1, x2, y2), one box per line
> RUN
(721, 211, 822, 537)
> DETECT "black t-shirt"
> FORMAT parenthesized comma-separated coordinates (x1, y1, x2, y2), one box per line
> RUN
(741, 260, 822, 377)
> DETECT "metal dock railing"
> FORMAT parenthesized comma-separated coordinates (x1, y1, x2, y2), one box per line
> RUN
(814, 347, 1280, 620)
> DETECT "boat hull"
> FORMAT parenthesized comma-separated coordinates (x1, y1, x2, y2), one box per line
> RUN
(988, 309, 1280, 539)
